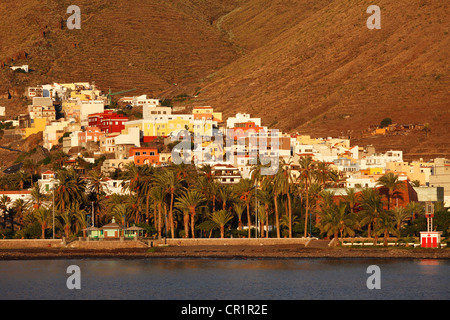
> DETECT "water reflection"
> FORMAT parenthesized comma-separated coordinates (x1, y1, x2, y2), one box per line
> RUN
(417, 259, 441, 275)
(0, 258, 448, 300)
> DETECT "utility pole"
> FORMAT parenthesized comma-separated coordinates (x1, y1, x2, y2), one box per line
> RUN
(52, 187, 55, 239)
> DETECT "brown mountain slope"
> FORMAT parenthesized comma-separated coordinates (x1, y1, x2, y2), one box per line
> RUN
(193, 0, 449, 159)
(0, 0, 241, 99)
(0, 0, 448, 161)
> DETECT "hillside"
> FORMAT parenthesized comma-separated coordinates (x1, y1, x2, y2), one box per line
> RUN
(0, 0, 448, 161)
(0, 0, 241, 101)
(193, 0, 449, 160)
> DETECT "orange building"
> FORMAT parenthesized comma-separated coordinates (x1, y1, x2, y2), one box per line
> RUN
(231, 121, 264, 140)
(129, 147, 159, 166)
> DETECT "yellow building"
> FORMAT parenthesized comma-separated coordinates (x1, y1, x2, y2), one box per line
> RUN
(192, 106, 222, 121)
(62, 100, 81, 121)
(24, 118, 47, 138)
(123, 115, 194, 140)
(295, 135, 322, 145)
(386, 161, 428, 185)
(70, 91, 90, 101)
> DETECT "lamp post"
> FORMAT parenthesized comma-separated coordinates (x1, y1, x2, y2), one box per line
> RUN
(255, 183, 258, 238)
(52, 186, 55, 239)
(91, 201, 94, 227)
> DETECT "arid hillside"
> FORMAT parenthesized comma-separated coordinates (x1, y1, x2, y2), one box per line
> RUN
(0, 0, 448, 160)
(193, 0, 449, 159)
(0, 0, 241, 100)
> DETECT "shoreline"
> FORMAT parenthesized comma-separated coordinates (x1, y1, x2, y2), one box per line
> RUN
(0, 245, 449, 260)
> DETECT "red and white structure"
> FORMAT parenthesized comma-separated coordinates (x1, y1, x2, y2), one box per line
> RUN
(420, 201, 442, 248)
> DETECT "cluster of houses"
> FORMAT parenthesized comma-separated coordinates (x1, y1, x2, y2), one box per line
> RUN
(0, 81, 448, 210)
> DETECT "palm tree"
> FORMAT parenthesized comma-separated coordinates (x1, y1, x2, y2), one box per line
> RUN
(57, 209, 72, 239)
(110, 203, 132, 235)
(297, 156, 317, 238)
(209, 210, 234, 238)
(87, 168, 107, 226)
(233, 202, 245, 232)
(55, 168, 86, 214)
(72, 204, 88, 237)
(0, 195, 10, 229)
(140, 166, 154, 224)
(375, 211, 398, 246)
(235, 178, 254, 238)
(15, 170, 28, 190)
(263, 167, 283, 238)
(154, 168, 182, 238)
(34, 207, 52, 239)
(343, 188, 360, 215)
(359, 188, 383, 240)
(217, 184, 235, 211)
(121, 163, 147, 224)
(279, 160, 294, 238)
(317, 202, 356, 245)
(257, 186, 273, 238)
(30, 183, 46, 210)
(194, 174, 219, 212)
(150, 186, 165, 239)
(6, 207, 16, 232)
(391, 207, 409, 234)
(376, 172, 404, 210)
(175, 188, 205, 238)
(53, 150, 69, 169)
(406, 201, 423, 220)
(12, 198, 29, 231)
(22, 158, 38, 187)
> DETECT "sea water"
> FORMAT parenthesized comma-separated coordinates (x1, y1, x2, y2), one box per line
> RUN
(0, 258, 448, 300)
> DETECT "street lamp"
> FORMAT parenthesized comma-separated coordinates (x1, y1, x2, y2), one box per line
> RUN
(52, 186, 55, 239)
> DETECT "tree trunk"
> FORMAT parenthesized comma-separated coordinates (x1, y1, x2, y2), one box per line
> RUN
(274, 194, 280, 238)
(220, 225, 225, 238)
(146, 194, 150, 224)
(41, 222, 47, 239)
(169, 191, 175, 238)
(304, 186, 309, 238)
(287, 192, 292, 238)
(246, 201, 251, 238)
(334, 231, 339, 246)
(183, 213, 190, 238)
(190, 213, 196, 239)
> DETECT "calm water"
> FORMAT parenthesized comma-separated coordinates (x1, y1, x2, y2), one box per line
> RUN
(0, 258, 448, 300)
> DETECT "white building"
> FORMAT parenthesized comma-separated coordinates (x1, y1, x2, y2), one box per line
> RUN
(10, 65, 29, 73)
(360, 150, 403, 169)
(143, 105, 171, 120)
(120, 95, 160, 108)
(37, 170, 58, 193)
(226, 113, 262, 129)
(79, 99, 105, 125)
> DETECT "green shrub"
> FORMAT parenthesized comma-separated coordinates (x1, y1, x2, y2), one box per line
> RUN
(380, 117, 392, 128)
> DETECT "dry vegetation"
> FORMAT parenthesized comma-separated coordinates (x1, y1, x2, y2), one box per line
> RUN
(0, 0, 448, 161)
